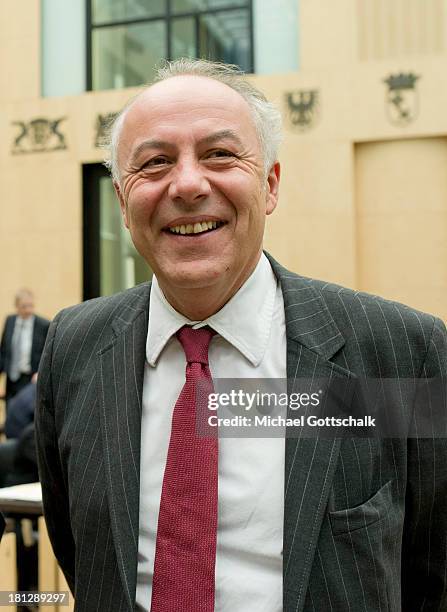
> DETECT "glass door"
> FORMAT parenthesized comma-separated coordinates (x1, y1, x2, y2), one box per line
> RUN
(83, 163, 152, 299)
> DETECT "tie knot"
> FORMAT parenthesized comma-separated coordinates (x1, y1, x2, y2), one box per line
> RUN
(176, 326, 215, 365)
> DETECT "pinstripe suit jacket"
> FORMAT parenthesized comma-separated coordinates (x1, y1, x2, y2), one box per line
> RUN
(36, 255, 447, 611)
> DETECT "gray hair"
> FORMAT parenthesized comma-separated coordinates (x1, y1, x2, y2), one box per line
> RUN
(104, 58, 282, 183)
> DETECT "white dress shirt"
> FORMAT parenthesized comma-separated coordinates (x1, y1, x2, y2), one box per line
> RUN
(10, 315, 34, 380)
(136, 253, 287, 611)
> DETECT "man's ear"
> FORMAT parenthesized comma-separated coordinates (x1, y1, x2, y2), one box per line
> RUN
(113, 180, 129, 228)
(266, 161, 280, 215)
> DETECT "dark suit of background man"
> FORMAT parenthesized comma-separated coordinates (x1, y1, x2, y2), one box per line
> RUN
(36, 59, 447, 612)
(0, 289, 50, 401)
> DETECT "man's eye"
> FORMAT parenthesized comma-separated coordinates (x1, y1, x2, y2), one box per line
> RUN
(207, 150, 234, 159)
(143, 157, 170, 169)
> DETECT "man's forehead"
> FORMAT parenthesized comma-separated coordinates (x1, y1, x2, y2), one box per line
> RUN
(124, 75, 252, 127)
(116, 76, 260, 166)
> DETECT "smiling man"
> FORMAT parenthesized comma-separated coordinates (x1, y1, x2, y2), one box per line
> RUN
(113, 72, 279, 320)
(36, 59, 447, 612)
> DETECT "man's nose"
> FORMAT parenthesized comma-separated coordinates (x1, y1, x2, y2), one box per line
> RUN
(168, 159, 211, 203)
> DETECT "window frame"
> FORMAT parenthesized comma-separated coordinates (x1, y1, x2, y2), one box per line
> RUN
(86, 0, 254, 91)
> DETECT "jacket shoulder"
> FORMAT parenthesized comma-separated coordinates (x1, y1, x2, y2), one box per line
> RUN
(275, 257, 438, 336)
(49, 283, 150, 350)
(313, 276, 437, 336)
(269, 255, 445, 375)
(56, 283, 150, 322)
(312, 273, 425, 312)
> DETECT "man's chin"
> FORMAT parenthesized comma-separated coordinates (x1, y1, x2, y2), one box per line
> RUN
(163, 270, 225, 291)
(157, 259, 230, 289)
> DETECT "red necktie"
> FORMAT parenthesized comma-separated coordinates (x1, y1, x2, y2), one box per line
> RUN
(151, 326, 218, 612)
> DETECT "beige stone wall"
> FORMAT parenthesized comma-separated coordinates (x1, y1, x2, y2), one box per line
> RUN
(355, 138, 447, 317)
(356, 0, 446, 61)
(1, 0, 447, 326)
(0, 0, 40, 103)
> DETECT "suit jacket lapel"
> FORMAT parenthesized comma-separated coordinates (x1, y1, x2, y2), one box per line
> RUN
(6, 315, 15, 356)
(97, 285, 150, 609)
(267, 254, 354, 612)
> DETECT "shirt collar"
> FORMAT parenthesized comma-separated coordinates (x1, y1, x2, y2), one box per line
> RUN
(146, 253, 278, 367)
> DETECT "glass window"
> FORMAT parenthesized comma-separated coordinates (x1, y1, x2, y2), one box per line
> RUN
(171, 0, 206, 11)
(92, 21, 167, 89)
(199, 10, 250, 71)
(172, 17, 196, 60)
(42, 0, 298, 97)
(83, 164, 151, 299)
(87, 0, 253, 91)
(92, 0, 166, 23)
(99, 177, 149, 295)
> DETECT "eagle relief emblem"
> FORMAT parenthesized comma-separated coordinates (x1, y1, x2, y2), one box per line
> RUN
(284, 90, 319, 132)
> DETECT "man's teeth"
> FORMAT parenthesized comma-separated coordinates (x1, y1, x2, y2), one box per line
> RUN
(168, 221, 221, 234)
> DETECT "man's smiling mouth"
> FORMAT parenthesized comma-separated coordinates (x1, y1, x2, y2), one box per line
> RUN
(166, 220, 226, 235)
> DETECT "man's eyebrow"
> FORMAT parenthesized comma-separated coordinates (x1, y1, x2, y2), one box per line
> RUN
(128, 139, 172, 166)
(198, 129, 244, 147)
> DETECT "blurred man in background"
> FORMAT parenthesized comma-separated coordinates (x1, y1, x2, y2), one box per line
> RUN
(0, 289, 49, 401)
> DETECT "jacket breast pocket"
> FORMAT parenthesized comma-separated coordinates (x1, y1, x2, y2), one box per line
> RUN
(328, 479, 394, 536)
